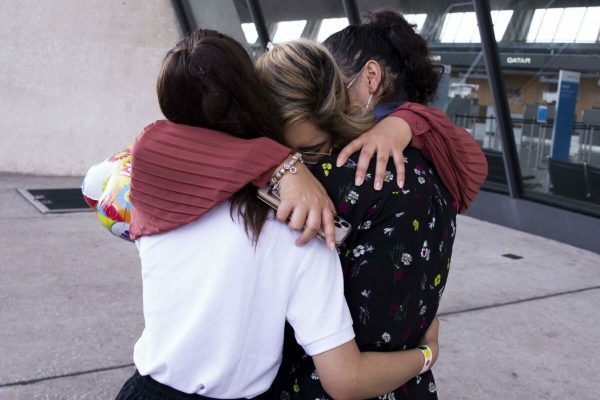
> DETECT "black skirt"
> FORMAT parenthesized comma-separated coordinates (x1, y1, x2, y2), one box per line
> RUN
(115, 370, 256, 400)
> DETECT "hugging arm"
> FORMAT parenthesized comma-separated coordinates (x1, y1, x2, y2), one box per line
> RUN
(336, 102, 488, 212)
(313, 319, 439, 400)
(287, 238, 439, 400)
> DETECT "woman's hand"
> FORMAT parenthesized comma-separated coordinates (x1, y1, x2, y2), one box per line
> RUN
(337, 116, 412, 190)
(276, 161, 337, 250)
(420, 317, 440, 367)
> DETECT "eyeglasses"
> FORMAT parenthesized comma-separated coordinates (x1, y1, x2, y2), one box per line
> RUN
(300, 147, 333, 165)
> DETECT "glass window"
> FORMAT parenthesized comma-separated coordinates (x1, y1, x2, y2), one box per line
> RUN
(440, 12, 463, 43)
(440, 11, 513, 43)
(403, 14, 427, 33)
(536, 8, 563, 42)
(453, 13, 478, 43)
(241, 23, 258, 44)
(273, 20, 308, 43)
(527, 9, 544, 42)
(554, 8, 586, 42)
(491, 10, 513, 42)
(316, 18, 348, 42)
(527, 7, 600, 43)
(577, 7, 600, 43)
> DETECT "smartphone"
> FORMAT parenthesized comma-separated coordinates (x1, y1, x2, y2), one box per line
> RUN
(257, 186, 352, 247)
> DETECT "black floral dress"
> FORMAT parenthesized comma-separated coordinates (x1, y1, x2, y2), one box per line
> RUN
(272, 147, 457, 400)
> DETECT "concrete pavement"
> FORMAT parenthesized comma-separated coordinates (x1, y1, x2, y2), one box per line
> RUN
(1, 173, 599, 399)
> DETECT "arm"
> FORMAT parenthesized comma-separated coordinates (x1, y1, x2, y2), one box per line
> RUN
(313, 318, 439, 400)
(287, 217, 441, 400)
(337, 102, 488, 212)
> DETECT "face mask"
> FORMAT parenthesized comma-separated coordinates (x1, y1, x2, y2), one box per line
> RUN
(346, 64, 366, 90)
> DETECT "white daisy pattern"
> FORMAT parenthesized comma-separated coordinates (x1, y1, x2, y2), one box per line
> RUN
(347, 190, 359, 204)
(401, 253, 413, 266)
(359, 220, 372, 230)
(352, 244, 374, 258)
(429, 382, 437, 393)
(383, 170, 394, 183)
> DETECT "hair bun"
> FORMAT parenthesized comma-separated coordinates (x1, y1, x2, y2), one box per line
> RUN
(367, 10, 428, 58)
(324, 9, 440, 104)
(367, 10, 408, 30)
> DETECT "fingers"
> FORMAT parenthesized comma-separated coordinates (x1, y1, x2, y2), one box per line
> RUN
(321, 207, 336, 251)
(337, 138, 364, 168)
(288, 205, 308, 232)
(392, 149, 406, 188)
(354, 145, 375, 187)
(296, 208, 321, 246)
(327, 196, 336, 214)
(373, 151, 390, 191)
(276, 199, 294, 223)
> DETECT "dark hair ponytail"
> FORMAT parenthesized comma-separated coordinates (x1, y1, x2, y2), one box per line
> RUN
(157, 29, 283, 243)
(323, 10, 442, 105)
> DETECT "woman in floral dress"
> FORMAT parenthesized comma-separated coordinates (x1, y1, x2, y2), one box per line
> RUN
(281, 146, 455, 400)
(256, 15, 466, 398)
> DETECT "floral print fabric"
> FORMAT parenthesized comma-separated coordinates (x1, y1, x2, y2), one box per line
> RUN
(273, 148, 457, 400)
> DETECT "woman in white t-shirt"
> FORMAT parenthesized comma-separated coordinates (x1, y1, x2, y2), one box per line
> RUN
(114, 29, 439, 400)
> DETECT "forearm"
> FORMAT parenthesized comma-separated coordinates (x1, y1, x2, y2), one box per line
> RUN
(348, 349, 424, 399)
(314, 341, 426, 400)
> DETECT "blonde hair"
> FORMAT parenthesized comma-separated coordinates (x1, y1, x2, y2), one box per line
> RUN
(255, 39, 374, 148)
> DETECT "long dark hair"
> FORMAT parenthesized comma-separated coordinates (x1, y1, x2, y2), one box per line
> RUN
(156, 29, 283, 242)
(323, 10, 442, 105)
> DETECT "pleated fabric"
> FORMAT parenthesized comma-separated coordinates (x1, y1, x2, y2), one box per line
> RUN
(391, 102, 489, 213)
(129, 120, 290, 239)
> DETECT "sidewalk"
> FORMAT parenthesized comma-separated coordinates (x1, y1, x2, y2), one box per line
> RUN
(1, 173, 599, 399)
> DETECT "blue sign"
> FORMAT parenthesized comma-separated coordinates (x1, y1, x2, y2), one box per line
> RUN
(551, 70, 580, 161)
(537, 105, 548, 123)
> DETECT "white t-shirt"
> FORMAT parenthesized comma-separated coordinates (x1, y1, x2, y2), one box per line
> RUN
(133, 202, 354, 398)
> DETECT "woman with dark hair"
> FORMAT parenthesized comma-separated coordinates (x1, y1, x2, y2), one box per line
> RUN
(254, 11, 485, 399)
(326, 10, 487, 213)
(114, 29, 441, 400)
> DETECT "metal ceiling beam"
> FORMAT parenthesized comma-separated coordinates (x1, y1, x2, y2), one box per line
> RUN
(341, 0, 361, 25)
(171, 0, 193, 36)
(473, 0, 523, 198)
(246, 0, 270, 50)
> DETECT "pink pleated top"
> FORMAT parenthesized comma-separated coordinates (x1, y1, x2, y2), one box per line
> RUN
(129, 120, 291, 239)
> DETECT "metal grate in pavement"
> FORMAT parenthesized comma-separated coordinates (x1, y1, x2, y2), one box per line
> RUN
(17, 188, 91, 214)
